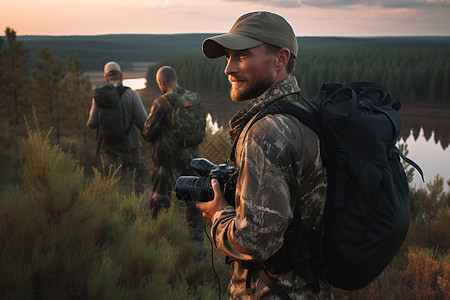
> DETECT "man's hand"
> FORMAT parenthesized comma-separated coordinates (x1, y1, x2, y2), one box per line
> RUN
(195, 178, 229, 220)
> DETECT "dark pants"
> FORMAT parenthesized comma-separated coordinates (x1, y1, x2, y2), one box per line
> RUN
(102, 144, 149, 194)
(144, 165, 204, 245)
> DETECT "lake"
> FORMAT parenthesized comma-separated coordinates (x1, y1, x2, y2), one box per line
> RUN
(202, 102, 450, 193)
(125, 78, 450, 192)
(123, 78, 147, 90)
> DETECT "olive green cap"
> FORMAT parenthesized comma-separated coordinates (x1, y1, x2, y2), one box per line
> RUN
(202, 11, 298, 59)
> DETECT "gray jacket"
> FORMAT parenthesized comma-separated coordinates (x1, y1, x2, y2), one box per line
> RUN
(211, 76, 333, 299)
(87, 83, 148, 148)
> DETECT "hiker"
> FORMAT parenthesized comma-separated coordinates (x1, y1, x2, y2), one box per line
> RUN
(196, 11, 333, 298)
(142, 66, 206, 248)
(87, 61, 149, 195)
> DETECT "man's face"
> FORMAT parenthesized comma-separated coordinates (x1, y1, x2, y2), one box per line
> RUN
(224, 44, 277, 102)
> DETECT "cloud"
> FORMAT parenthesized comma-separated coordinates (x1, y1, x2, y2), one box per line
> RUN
(221, 0, 301, 8)
(222, 0, 450, 9)
(301, 0, 450, 8)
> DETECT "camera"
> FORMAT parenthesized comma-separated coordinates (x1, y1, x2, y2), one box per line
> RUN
(175, 158, 238, 205)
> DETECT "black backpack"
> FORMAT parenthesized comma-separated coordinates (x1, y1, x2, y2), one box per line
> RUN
(93, 84, 131, 147)
(240, 82, 424, 296)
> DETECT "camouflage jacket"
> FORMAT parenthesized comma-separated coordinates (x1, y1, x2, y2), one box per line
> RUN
(143, 86, 197, 170)
(211, 77, 333, 299)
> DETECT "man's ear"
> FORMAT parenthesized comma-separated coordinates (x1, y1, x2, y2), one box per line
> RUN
(157, 77, 164, 87)
(275, 48, 290, 70)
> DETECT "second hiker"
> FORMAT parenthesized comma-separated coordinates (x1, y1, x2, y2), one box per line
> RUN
(142, 65, 206, 247)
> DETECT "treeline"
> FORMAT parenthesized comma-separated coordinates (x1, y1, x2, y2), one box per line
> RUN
(0, 27, 93, 187)
(0, 28, 92, 138)
(146, 48, 450, 105)
(18, 34, 212, 71)
(146, 53, 229, 94)
(17, 34, 450, 72)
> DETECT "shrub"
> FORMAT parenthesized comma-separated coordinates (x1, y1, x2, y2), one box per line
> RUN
(407, 175, 450, 252)
(0, 122, 231, 298)
(334, 249, 450, 300)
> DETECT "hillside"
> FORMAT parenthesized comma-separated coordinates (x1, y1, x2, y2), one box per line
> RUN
(16, 34, 450, 71)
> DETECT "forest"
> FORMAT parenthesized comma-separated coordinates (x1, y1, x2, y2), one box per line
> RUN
(16, 31, 450, 105)
(145, 48, 450, 105)
(1, 27, 450, 299)
(18, 33, 212, 71)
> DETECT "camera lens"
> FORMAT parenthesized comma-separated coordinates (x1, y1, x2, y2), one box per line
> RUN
(175, 176, 213, 202)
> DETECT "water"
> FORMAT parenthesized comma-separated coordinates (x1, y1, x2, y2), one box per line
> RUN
(399, 129, 450, 191)
(123, 78, 147, 90)
(130, 79, 449, 192)
(204, 102, 450, 192)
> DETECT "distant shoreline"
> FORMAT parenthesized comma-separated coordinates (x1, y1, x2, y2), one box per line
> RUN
(401, 104, 450, 118)
(85, 61, 154, 86)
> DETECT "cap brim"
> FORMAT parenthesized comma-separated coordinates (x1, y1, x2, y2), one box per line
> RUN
(202, 33, 263, 59)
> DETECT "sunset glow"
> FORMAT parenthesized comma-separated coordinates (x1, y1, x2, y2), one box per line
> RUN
(1, 0, 450, 36)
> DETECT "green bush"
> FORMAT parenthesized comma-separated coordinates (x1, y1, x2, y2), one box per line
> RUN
(2, 116, 449, 299)
(0, 122, 231, 299)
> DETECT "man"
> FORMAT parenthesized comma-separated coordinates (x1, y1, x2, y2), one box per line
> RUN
(142, 66, 205, 247)
(87, 61, 149, 195)
(197, 12, 333, 299)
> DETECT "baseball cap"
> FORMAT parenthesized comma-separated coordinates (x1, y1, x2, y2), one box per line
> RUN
(202, 11, 298, 59)
(104, 61, 122, 75)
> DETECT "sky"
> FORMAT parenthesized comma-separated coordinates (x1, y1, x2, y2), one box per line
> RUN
(1, 0, 450, 37)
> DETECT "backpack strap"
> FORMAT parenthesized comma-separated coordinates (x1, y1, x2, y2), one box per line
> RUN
(230, 94, 322, 295)
(249, 97, 321, 137)
(238, 260, 292, 300)
(334, 145, 348, 208)
(259, 268, 292, 300)
(236, 206, 321, 297)
(395, 147, 425, 182)
(162, 92, 174, 106)
(161, 89, 184, 108)
(116, 84, 130, 96)
(287, 200, 321, 293)
(116, 85, 133, 136)
(342, 82, 391, 104)
(230, 94, 321, 162)
(341, 81, 401, 110)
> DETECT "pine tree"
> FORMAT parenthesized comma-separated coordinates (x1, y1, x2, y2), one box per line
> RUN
(443, 61, 450, 104)
(30, 46, 65, 144)
(65, 53, 92, 142)
(0, 27, 30, 126)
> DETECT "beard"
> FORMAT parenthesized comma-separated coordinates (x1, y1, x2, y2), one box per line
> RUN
(229, 74, 274, 102)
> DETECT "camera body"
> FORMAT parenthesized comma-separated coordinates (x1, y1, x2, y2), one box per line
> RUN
(175, 158, 237, 205)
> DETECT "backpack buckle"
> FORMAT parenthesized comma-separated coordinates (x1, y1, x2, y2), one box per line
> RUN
(387, 146, 398, 160)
